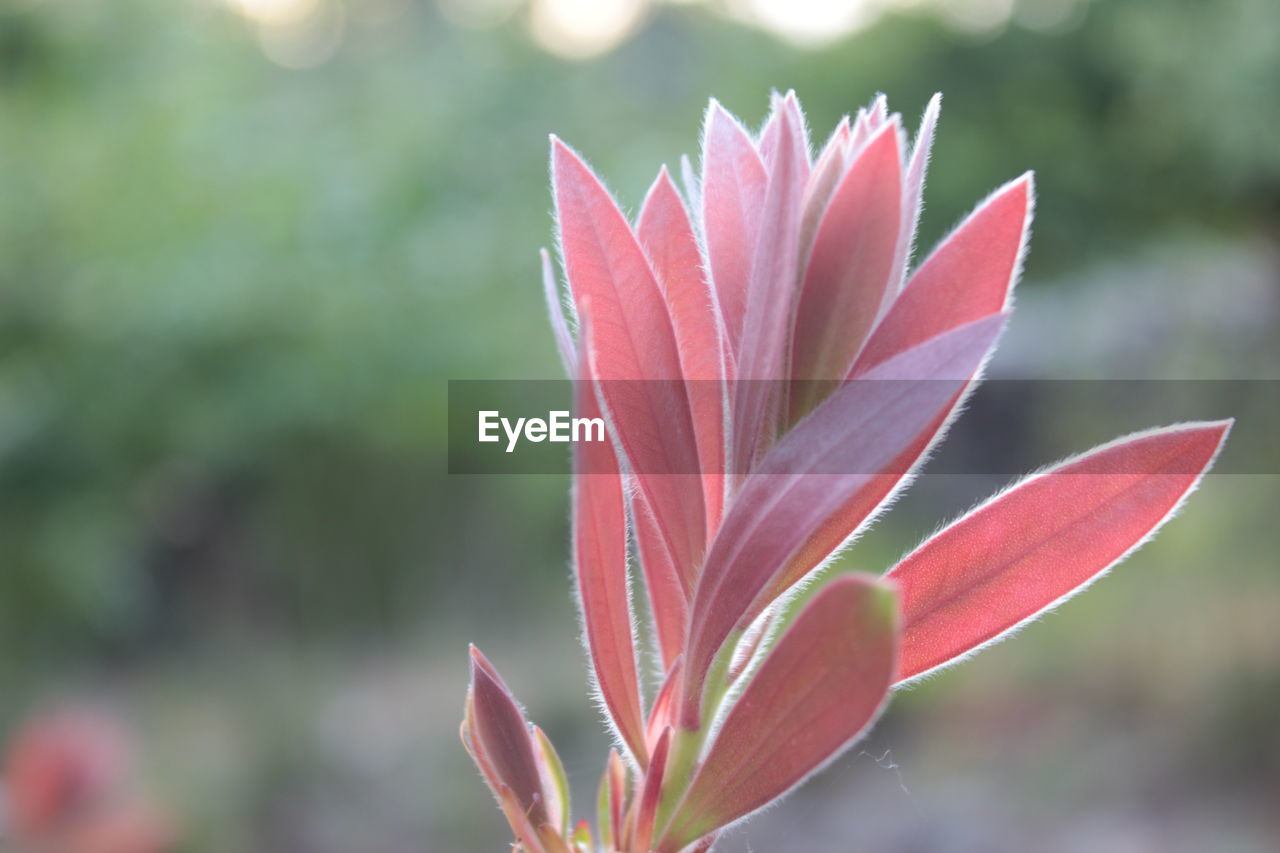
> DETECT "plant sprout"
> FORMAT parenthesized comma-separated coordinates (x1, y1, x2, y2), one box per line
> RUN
(461, 91, 1230, 853)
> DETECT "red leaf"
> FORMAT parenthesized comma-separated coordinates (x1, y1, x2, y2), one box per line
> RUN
(680, 314, 1006, 727)
(660, 576, 897, 850)
(552, 138, 706, 589)
(867, 93, 889, 128)
(645, 658, 682, 753)
(848, 94, 887, 150)
(888, 421, 1232, 683)
(638, 167, 727, 535)
(700, 101, 767, 364)
(632, 727, 672, 853)
(798, 115, 851, 265)
(728, 99, 808, 478)
(540, 248, 577, 376)
(598, 749, 627, 850)
(726, 606, 777, 684)
(757, 90, 812, 194)
(765, 172, 1035, 614)
(468, 647, 548, 825)
(789, 121, 903, 418)
(496, 783, 552, 853)
(573, 354, 647, 766)
(680, 154, 700, 217)
(888, 93, 941, 297)
(633, 491, 690, 670)
(532, 726, 571, 835)
(853, 172, 1032, 375)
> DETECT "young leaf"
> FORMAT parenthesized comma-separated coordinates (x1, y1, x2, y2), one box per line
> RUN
(700, 101, 767, 363)
(645, 658, 682, 753)
(849, 106, 872, 150)
(853, 172, 1032, 376)
(595, 758, 613, 852)
(790, 121, 903, 418)
(680, 154, 701, 220)
(541, 248, 577, 377)
(660, 576, 897, 850)
(468, 647, 547, 825)
(889, 421, 1232, 683)
(757, 91, 812, 195)
(633, 494, 690, 670)
(888, 93, 941, 297)
(572, 354, 647, 766)
(680, 314, 1007, 726)
(552, 138, 706, 589)
(533, 726, 571, 835)
(496, 783, 551, 853)
(797, 116, 852, 266)
(637, 167, 727, 536)
(728, 99, 808, 478)
(596, 749, 627, 852)
(867, 93, 889, 128)
(632, 727, 672, 853)
(774, 173, 1036, 602)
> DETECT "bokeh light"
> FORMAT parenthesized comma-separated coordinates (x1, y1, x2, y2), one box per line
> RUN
(256, 2, 346, 69)
(224, 0, 319, 27)
(218, 0, 1087, 66)
(727, 0, 880, 46)
(528, 0, 648, 60)
(1014, 0, 1083, 32)
(937, 0, 1017, 34)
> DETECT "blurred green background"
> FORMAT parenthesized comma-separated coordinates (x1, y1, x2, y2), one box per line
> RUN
(0, 0, 1277, 850)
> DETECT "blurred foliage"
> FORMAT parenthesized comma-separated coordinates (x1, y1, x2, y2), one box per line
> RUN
(0, 0, 1275, 668)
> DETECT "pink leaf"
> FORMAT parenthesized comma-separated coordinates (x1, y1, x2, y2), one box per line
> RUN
(789, 121, 903, 419)
(597, 749, 627, 851)
(645, 658, 682, 752)
(888, 93, 941, 296)
(496, 784, 552, 853)
(757, 90, 812, 191)
(854, 172, 1033, 375)
(849, 105, 873, 150)
(680, 153, 701, 217)
(771, 173, 1036, 601)
(552, 138, 706, 588)
(888, 421, 1232, 683)
(467, 647, 547, 825)
(572, 352, 648, 766)
(632, 727, 672, 853)
(633, 492, 690, 670)
(541, 248, 577, 377)
(660, 576, 897, 850)
(867, 93, 888, 128)
(680, 314, 1007, 726)
(638, 167, 727, 535)
(532, 726, 571, 835)
(728, 100, 808, 478)
(726, 606, 777, 684)
(798, 115, 851, 269)
(761, 172, 1035, 607)
(701, 101, 767, 363)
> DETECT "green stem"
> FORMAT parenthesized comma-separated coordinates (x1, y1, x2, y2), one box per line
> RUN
(649, 629, 741, 847)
